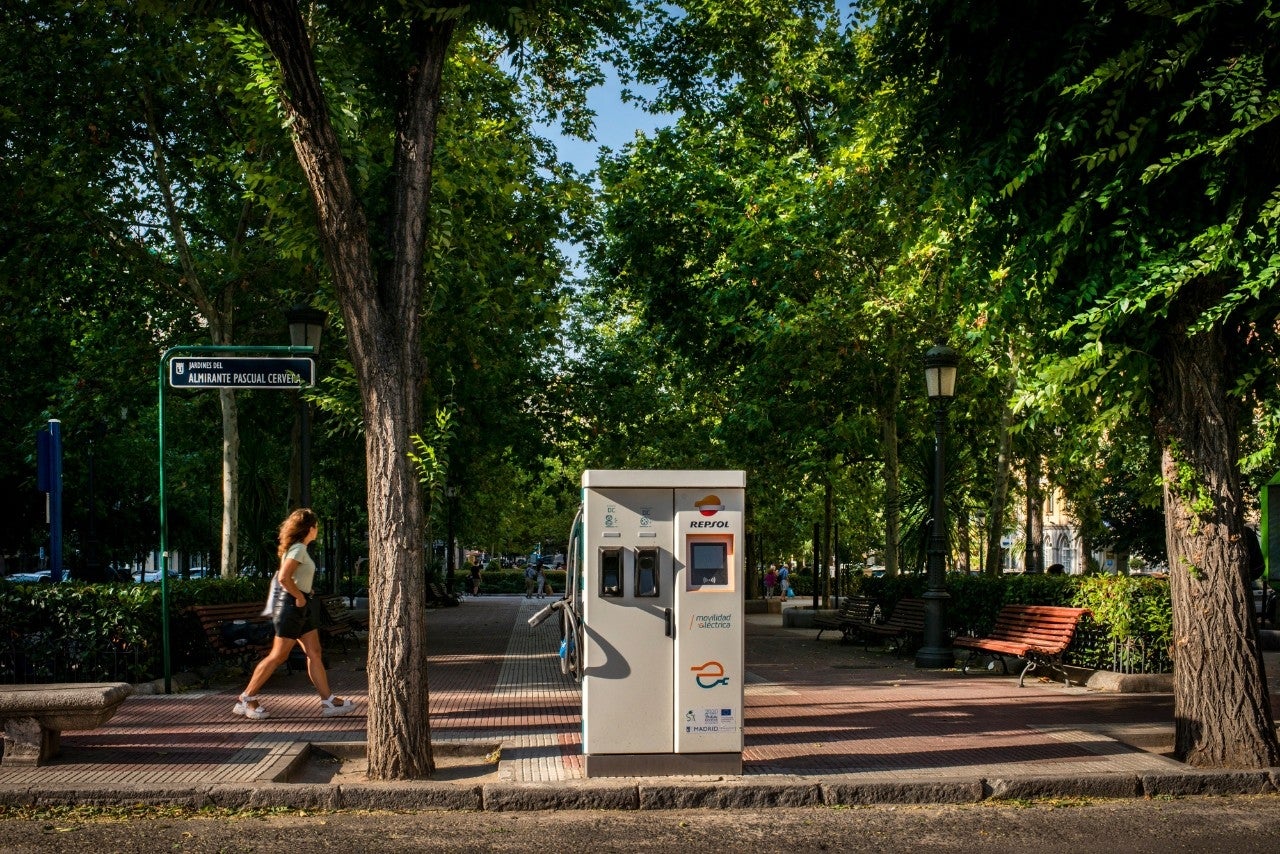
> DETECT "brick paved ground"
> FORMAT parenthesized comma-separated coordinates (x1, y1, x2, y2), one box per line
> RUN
(0, 596, 1206, 788)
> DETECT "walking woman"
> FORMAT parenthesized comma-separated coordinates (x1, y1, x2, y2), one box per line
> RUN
(233, 508, 358, 720)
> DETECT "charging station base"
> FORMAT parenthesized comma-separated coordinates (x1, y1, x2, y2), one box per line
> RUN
(585, 752, 743, 778)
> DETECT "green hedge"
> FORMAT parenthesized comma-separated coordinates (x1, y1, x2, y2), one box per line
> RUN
(0, 577, 270, 685)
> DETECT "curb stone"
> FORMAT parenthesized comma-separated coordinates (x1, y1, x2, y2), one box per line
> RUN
(340, 783, 483, 811)
(483, 782, 640, 811)
(822, 779, 985, 805)
(987, 774, 1143, 800)
(32, 785, 211, 809)
(244, 783, 340, 810)
(1141, 771, 1275, 797)
(638, 782, 822, 810)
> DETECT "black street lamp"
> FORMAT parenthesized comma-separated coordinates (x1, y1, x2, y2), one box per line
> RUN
(287, 303, 325, 510)
(916, 343, 959, 669)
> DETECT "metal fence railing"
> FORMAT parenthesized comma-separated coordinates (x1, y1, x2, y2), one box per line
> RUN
(0, 635, 153, 685)
(1066, 624, 1173, 675)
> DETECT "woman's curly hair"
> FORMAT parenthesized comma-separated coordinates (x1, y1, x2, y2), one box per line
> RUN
(277, 508, 318, 558)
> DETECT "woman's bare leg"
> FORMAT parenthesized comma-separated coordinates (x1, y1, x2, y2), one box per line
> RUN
(241, 636, 296, 709)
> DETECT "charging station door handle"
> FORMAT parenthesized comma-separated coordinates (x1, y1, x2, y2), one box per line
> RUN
(665, 607, 674, 639)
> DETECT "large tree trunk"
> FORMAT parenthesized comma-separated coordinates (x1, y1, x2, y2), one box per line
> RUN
(1154, 310, 1277, 768)
(247, 0, 455, 780)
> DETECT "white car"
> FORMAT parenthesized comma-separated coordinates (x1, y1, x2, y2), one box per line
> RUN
(133, 568, 179, 583)
(3, 570, 53, 583)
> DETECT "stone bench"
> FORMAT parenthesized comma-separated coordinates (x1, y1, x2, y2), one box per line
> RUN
(0, 682, 132, 766)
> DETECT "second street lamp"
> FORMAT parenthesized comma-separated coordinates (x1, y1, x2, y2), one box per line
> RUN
(916, 343, 959, 669)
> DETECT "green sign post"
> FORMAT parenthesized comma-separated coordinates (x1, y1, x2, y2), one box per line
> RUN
(157, 345, 315, 693)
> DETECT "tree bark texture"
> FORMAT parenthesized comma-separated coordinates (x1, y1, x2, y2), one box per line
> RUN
(246, 0, 457, 780)
(1153, 310, 1278, 768)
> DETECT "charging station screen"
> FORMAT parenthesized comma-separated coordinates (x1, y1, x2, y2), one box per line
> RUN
(689, 542, 728, 586)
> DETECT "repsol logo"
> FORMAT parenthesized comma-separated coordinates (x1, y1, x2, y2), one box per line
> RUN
(688, 520, 730, 529)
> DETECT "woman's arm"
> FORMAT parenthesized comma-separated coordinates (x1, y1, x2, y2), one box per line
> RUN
(278, 558, 305, 607)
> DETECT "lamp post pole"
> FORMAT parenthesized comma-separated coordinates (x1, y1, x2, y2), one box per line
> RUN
(287, 303, 325, 510)
(916, 344, 959, 669)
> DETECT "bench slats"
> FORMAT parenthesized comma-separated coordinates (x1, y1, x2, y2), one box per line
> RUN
(188, 602, 274, 672)
(857, 598, 926, 651)
(814, 596, 880, 642)
(956, 604, 1090, 686)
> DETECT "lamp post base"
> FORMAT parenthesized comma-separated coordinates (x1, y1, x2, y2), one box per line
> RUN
(914, 645, 954, 669)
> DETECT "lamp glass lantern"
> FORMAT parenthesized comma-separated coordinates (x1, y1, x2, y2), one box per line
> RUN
(924, 345, 959, 400)
(287, 303, 326, 354)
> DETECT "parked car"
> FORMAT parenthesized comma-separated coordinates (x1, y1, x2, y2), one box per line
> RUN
(2, 570, 52, 583)
(133, 568, 179, 583)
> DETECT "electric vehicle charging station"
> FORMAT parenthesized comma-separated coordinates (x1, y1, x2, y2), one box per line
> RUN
(579, 470, 745, 777)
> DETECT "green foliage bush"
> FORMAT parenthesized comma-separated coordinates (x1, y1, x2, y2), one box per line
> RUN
(0, 577, 271, 684)
(1069, 574, 1173, 671)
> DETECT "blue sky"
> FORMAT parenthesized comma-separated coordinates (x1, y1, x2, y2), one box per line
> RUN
(536, 67, 671, 176)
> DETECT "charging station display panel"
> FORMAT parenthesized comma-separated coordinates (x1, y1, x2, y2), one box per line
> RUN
(688, 541, 729, 588)
(581, 486, 675, 756)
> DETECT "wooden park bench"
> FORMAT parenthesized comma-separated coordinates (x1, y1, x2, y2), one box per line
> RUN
(317, 593, 365, 651)
(859, 597, 927, 652)
(952, 604, 1090, 687)
(813, 596, 880, 643)
(188, 602, 274, 673)
(427, 582, 459, 608)
(0, 682, 132, 766)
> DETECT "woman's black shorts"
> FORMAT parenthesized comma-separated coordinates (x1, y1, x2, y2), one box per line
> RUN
(273, 592, 320, 639)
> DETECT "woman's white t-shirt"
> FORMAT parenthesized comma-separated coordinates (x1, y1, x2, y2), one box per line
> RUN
(285, 542, 316, 594)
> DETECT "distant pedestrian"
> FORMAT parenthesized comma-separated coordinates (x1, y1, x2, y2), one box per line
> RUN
(536, 564, 547, 599)
(468, 558, 482, 596)
(779, 563, 791, 598)
(525, 561, 539, 598)
(234, 508, 357, 721)
(764, 565, 778, 599)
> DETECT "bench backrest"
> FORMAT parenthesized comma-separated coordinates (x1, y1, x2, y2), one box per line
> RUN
(840, 596, 878, 620)
(188, 602, 272, 653)
(189, 602, 268, 623)
(988, 604, 1089, 653)
(884, 598, 926, 629)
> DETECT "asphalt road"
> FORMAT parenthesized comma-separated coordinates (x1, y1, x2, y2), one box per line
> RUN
(3, 796, 1280, 853)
